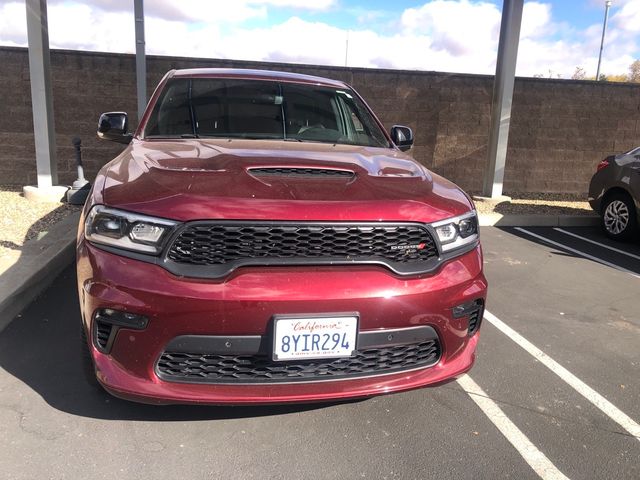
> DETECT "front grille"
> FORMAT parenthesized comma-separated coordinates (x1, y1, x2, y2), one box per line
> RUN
(166, 222, 438, 275)
(156, 340, 441, 384)
(249, 167, 354, 178)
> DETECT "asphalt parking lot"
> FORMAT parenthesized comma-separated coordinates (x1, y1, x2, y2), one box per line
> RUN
(0, 226, 638, 480)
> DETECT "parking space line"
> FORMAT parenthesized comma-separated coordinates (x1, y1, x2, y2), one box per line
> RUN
(514, 227, 640, 279)
(457, 374, 570, 480)
(484, 309, 640, 442)
(553, 228, 640, 261)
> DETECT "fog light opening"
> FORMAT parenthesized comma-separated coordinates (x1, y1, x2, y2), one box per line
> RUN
(452, 299, 484, 336)
(92, 309, 149, 353)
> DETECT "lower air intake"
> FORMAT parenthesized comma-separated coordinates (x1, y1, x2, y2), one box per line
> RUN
(157, 340, 441, 384)
(467, 300, 484, 335)
(94, 320, 114, 351)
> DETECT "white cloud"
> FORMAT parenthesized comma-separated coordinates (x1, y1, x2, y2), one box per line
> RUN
(520, 2, 553, 39)
(47, 3, 134, 52)
(612, 0, 640, 33)
(0, 2, 27, 44)
(401, 0, 500, 57)
(1, 0, 639, 78)
(251, 0, 336, 9)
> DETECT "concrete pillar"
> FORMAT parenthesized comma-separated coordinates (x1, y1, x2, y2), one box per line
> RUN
(134, 0, 146, 121)
(25, 0, 57, 188)
(481, 0, 524, 199)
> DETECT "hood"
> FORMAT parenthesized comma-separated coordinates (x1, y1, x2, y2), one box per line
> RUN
(96, 139, 472, 223)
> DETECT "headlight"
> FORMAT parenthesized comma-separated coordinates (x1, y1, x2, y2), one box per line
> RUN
(431, 211, 479, 253)
(85, 205, 178, 254)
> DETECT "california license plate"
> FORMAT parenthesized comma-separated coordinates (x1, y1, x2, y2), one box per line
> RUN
(272, 315, 358, 361)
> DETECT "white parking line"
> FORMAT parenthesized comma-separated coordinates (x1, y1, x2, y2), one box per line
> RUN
(484, 309, 640, 443)
(515, 227, 640, 279)
(553, 228, 640, 261)
(457, 374, 570, 480)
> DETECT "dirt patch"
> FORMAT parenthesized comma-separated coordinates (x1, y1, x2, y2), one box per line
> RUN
(0, 185, 81, 260)
(472, 192, 593, 216)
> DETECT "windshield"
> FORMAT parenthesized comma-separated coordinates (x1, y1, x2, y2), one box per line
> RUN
(143, 78, 390, 148)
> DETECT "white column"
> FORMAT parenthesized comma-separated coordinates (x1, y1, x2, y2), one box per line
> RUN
(26, 0, 57, 188)
(134, 0, 147, 121)
(482, 0, 524, 198)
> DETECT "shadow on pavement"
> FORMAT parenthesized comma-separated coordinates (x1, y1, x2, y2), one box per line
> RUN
(499, 227, 583, 259)
(498, 226, 640, 275)
(0, 264, 345, 421)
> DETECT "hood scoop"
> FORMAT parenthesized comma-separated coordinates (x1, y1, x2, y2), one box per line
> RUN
(248, 167, 355, 179)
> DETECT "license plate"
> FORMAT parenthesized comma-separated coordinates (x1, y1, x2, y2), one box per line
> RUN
(272, 315, 358, 361)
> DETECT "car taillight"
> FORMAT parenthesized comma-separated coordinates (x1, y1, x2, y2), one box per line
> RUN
(596, 159, 610, 172)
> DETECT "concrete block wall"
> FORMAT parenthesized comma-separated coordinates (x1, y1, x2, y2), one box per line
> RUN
(2, 46, 640, 195)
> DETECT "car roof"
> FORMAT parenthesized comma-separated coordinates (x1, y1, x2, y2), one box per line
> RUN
(170, 68, 349, 88)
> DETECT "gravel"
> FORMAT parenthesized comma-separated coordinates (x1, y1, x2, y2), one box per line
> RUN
(0, 185, 81, 261)
(472, 192, 594, 216)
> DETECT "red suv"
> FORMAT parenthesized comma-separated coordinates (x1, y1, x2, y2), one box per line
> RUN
(77, 68, 487, 404)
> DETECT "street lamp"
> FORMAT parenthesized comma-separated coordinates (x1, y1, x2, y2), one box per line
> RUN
(596, 0, 612, 81)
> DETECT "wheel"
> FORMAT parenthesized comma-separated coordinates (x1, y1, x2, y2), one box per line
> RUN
(80, 323, 102, 390)
(601, 193, 638, 241)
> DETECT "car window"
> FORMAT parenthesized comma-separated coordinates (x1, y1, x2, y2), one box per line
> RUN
(144, 78, 389, 148)
(281, 84, 388, 147)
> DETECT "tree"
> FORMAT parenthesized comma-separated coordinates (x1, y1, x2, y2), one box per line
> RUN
(571, 67, 586, 80)
(629, 60, 640, 82)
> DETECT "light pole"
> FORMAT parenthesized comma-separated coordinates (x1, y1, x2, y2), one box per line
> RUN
(596, 0, 612, 81)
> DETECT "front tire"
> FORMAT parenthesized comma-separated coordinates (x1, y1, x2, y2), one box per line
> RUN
(601, 193, 637, 241)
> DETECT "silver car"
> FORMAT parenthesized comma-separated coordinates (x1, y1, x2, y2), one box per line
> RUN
(588, 147, 640, 240)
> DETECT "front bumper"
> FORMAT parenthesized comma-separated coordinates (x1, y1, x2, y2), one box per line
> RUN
(77, 240, 487, 405)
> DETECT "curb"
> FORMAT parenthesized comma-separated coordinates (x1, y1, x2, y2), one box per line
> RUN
(0, 211, 80, 333)
(478, 213, 600, 227)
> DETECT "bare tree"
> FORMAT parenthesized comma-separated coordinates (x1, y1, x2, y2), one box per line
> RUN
(571, 67, 586, 80)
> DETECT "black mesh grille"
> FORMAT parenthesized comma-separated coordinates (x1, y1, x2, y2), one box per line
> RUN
(167, 223, 438, 268)
(249, 167, 354, 178)
(94, 321, 113, 350)
(157, 340, 440, 383)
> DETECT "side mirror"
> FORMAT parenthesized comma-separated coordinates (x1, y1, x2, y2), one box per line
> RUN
(97, 112, 132, 144)
(390, 125, 413, 152)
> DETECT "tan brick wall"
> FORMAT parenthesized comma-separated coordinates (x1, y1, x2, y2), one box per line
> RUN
(2, 46, 639, 194)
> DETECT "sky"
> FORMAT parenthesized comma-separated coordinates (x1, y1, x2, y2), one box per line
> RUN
(1, 0, 639, 78)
